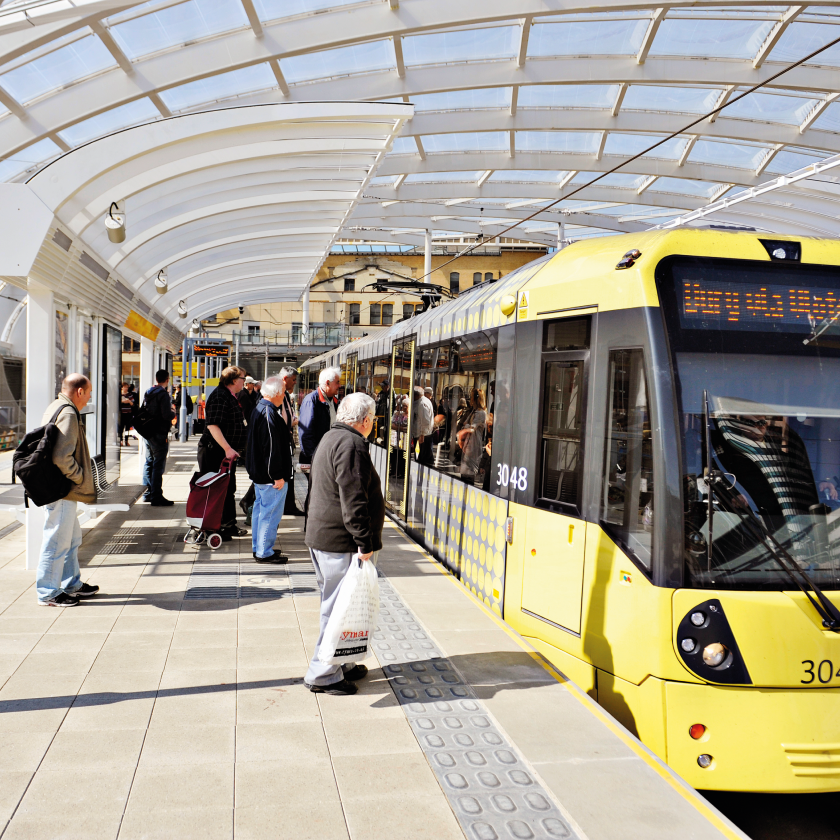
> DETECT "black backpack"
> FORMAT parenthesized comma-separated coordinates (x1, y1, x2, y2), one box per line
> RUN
(13, 404, 76, 507)
(134, 388, 169, 440)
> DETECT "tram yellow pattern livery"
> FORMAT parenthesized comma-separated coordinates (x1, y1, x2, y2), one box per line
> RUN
(302, 229, 840, 793)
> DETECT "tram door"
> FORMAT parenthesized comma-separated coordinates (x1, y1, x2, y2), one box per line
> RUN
(521, 350, 588, 635)
(345, 353, 358, 394)
(385, 338, 415, 517)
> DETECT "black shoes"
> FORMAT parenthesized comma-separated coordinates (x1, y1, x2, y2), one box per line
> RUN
(253, 552, 288, 564)
(343, 664, 368, 682)
(150, 497, 174, 507)
(304, 679, 358, 695)
(39, 592, 79, 608)
(73, 583, 100, 598)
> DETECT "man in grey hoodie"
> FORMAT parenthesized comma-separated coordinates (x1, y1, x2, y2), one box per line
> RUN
(36, 374, 100, 607)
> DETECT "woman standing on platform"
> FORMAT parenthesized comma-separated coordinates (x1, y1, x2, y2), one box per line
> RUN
(196, 366, 248, 541)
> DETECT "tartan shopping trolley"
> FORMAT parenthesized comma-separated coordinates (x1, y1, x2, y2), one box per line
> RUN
(184, 457, 233, 550)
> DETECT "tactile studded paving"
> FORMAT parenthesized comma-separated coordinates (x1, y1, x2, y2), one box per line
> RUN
(184, 557, 318, 599)
(373, 576, 580, 840)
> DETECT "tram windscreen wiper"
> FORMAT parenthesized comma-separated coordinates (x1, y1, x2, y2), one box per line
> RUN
(704, 467, 840, 631)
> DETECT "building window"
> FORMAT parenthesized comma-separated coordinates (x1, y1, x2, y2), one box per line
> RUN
(122, 336, 139, 352)
(370, 304, 381, 326)
(344, 276, 355, 292)
(485, 272, 493, 282)
(473, 272, 482, 285)
(382, 303, 394, 326)
(349, 303, 360, 325)
(450, 272, 460, 294)
(403, 303, 416, 320)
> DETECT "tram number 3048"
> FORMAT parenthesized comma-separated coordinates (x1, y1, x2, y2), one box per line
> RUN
(801, 659, 840, 684)
(496, 464, 528, 493)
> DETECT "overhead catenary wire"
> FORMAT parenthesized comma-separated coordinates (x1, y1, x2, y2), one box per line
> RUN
(404, 32, 840, 284)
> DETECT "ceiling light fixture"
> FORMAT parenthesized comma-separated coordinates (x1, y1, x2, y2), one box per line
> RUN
(154, 269, 167, 295)
(105, 202, 125, 243)
(177, 300, 188, 318)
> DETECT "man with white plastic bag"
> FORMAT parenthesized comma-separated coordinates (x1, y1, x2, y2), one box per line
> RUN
(304, 393, 385, 695)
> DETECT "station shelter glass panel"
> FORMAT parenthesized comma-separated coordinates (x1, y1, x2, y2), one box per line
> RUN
(385, 339, 415, 517)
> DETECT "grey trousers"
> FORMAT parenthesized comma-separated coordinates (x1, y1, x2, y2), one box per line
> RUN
(304, 548, 378, 686)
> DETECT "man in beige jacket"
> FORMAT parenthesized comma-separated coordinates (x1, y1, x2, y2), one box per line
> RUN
(36, 374, 100, 607)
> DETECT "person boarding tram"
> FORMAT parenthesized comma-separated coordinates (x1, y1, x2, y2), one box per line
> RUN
(299, 367, 340, 466)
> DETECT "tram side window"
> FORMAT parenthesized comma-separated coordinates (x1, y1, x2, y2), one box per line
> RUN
(357, 360, 373, 395)
(371, 356, 391, 447)
(601, 349, 654, 569)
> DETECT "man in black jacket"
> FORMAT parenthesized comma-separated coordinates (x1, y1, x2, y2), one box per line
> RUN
(298, 366, 340, 464)
(246, 376, 293, 563)
(303, 392, 384, 696)
(142, 370, 175, 506)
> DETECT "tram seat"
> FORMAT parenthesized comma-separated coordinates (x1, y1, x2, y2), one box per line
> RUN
(544, 468, 578, 505)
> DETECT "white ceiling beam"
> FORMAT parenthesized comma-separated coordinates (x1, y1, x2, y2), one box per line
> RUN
(148, 92, 172, 117)
(517, 16, 532, 68)
(394, 173, 407, 188)
(678, 134, 697, 166)
(90, 21, 134, 75)
(269, 59, 289, 96)
(709, 85, 735, 123)
(50, 132, 70, 152)
(444, 197, 472, 205)
(753, 5, 804, 69)
(710, 183, 733, 201)
(393, 35, 405, 79)
(755, 143, 784, 176)
(558, 170, 577, 188)
(509, 129, 515, 158)
(477, 169, 493, 186)
(596, 130, 607, 161)
(611, 82, 627, 117)
(0, 84, 26, 119)
(239, 0, 264, 37)
(510, 85, 518, 117)
(800, 92, 839, 133)
(414, 135, 426, 160)
(637, 175, 657, 194)
(637, 7, 667, 65)
(388, 0, 398, 9)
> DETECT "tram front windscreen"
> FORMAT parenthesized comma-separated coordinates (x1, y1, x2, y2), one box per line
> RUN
(657, 255, 840, 590)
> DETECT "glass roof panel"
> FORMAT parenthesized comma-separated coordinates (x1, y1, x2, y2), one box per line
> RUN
(769, 22, 840, 66)
(650, 177, 722, 197)
(766, 149, 828, 175)
(518, 84, 618, 109)
(649, 19, 775, 59)
(722, 91, 817, 124)
(813, 100, 840, 132)
(412, 88, 510, 112)
(604, 133, 684, 159)
(402, 26, 518, 66)
(0, 35, 116, 104)
(254, 0, 361, 24)
(517, 131, 600, 153)
(0, 138, 61, 182)
(58, 99, 160, 146)
(594, 172, 645, 187)
(110, 0, 248, 61)
(405, 171, 483, 183)
(160, 63, 276, 111)
(282, 40, 395, 83)
(423, 132, 507, 153)
(489, 170, 570, 183)
(688, 139, 768, 170)
(622, 84, 721, 114)
(389, 137, 417, 154)
(528, 19, 649, 57)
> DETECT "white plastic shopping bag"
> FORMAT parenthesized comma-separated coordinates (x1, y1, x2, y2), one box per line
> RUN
(318, 554, 380, 665)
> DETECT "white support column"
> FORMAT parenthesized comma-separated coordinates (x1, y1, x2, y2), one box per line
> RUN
(138, 338, 155, 475)
(25, 284, 54, 570)
(302, 285, 310, 345)
(424, 229, 432, 281)
(558, 220, 565, 250)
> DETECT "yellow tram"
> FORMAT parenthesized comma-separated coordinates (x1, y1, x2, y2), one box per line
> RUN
(301, 229, 840, 792)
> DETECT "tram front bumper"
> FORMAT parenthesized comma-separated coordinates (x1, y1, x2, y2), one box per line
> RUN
(665, 680, 840, 792)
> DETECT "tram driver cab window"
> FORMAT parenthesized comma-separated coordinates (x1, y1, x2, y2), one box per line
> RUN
(601, 349, 655, 570)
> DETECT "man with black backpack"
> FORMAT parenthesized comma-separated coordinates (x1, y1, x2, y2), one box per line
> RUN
(35, 374, 100, 607)
(141, 370, 175, 506)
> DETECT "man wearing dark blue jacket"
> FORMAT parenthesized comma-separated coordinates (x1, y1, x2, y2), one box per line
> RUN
(299, 366, 340, 464)
(246, 376, 293, 563)
(142, 370, 174, 506)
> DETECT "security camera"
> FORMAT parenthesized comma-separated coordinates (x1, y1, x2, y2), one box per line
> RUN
(238, 306, 244, 315)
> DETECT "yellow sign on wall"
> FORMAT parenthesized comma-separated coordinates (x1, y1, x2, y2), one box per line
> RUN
(124, 310, 160, 341)
(173, 362, 198, 378)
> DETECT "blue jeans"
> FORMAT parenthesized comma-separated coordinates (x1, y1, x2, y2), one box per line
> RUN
(36, 499, 82, 601)
(252, 482, 288, 558)
(142, 433, 169, 501)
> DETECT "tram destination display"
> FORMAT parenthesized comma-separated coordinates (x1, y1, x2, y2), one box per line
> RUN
(672, 261, 840, 333)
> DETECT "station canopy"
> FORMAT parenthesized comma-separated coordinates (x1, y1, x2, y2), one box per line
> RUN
(3, 0, 840, 320)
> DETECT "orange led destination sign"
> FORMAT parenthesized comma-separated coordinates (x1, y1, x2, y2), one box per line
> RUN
(680, 278, 840, 331)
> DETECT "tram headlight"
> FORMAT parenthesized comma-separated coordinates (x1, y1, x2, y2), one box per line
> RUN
(690, 611, 706, 627)
(680, 638, 697, 653)
(702, 642, 728, 668)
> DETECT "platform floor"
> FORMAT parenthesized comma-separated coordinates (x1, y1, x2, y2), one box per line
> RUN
(0, 442, 747, 840)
